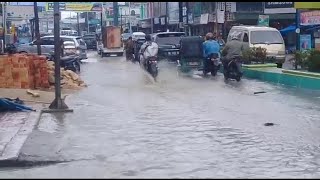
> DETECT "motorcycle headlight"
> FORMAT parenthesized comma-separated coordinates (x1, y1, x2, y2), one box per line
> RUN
(76, 50, 80, 54)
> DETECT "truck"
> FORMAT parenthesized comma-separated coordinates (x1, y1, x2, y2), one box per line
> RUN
(98, 26, 124, 57)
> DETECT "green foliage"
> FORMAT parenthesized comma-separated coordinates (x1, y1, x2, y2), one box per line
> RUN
(242, 47, 267, 64)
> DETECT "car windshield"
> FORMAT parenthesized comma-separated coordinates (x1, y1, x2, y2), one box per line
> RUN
(156, 33, 185, 45)
(250, 31, 283, 44)
(64, 41, 75, 46)
(83, 35, 96, 40)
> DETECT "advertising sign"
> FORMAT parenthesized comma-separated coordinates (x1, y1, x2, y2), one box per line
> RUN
(46, 2, 102, 12)
(264, 2, 295, 14)
(295, 2, 320, 9)
(200, 13, 209, 24)
(300, 34, 312, 51)
(258, 15, 269, 26)
(265, 2, 294, 8)
(300, 11, 320, 26)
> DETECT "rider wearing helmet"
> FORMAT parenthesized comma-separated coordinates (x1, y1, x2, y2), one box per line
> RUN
(221, 33, 249, 69)
(139, 34, 159, 68)
(203, 32, 221, 70)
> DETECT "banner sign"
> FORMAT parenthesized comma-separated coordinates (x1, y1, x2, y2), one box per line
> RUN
(300, 34, 312, 51)
(300, 11, 320, 26)
(46, 2, 102, 12)
(295, 2, 320, 9)
(258, 15, 269, 26)
(265, 2, 294, 9)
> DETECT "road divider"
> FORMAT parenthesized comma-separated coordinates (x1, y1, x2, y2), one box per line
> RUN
(242, 66, 320, 90)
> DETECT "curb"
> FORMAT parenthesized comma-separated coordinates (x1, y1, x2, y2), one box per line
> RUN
(0, 107, 43, 162)
(243, 67, 320, 90)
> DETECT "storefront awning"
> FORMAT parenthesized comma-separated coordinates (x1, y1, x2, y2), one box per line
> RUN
(280, 24, 320, 36)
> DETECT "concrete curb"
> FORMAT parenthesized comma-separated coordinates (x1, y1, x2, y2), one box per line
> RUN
(243, 67, 320, 90)
(0, 107, 43, 162)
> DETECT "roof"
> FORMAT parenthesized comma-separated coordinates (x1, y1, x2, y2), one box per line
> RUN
(154, 32, 185, 35)
(232, 26, 278, 31)
(132, 32, 145, 36)
(42, 35, 80, 39)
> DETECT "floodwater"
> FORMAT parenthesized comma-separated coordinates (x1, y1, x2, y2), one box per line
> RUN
(1, 52, 320, 178)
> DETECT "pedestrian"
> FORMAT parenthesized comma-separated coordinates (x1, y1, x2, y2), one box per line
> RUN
(125, 37, 134, 61)
(217, 34, 226, 47)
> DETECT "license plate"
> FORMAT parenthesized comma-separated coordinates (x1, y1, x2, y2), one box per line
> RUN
(188, 62, 199, 65)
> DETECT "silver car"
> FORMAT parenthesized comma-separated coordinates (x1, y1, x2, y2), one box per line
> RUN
(16, 35, 88, 59)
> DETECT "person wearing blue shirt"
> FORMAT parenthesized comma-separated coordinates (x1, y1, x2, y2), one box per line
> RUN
(202, 33, 221, 74)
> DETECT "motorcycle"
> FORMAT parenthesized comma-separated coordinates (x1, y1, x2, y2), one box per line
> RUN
(223, 55, 243, 82)
(203, 53, 221, 76)
(47, 52, 81, 73)
(144, 56, 159, 79)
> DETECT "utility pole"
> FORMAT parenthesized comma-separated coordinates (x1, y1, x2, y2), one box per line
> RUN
(186, 2, 189, 36)
(77, 12, 80, 36)
(129, 2, 132, 33)
(48, 2, 71, 111)
(178, 2, 183, 32)
(215, 2, 219, 35)
(120, 7, 123, 33)
(34, 2, 41, 55)
(2, 2, 6, 52)
(87, 12, 90, 33)
(113, 2, 119, 26)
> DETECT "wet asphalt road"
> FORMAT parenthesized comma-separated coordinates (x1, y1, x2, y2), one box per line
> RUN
(1, 51, 320, 178)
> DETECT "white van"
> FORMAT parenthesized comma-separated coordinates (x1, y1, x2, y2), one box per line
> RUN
(227, 26, 286, 67)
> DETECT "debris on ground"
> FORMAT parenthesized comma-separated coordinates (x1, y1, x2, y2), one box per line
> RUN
(47, 62, 87, 90)
(26, 89, 40, 97)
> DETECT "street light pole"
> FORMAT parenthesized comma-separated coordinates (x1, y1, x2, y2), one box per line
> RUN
(34, 2, 41, 55)
(48, 2, 71, 111)
(2, 2, 6, 52)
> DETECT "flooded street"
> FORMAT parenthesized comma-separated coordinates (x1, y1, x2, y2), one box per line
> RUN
(1, 52, 320, 178)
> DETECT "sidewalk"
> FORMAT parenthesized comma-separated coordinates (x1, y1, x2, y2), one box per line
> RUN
(0, 108, 41, 161)
(0, 88, 74, 162)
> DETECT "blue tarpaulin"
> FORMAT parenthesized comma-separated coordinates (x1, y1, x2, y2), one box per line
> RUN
(280, 24, 320, 36)
(0, 98, 34, 112)
(280, 25, 296, 36)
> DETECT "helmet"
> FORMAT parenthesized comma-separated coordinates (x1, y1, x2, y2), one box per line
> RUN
(145, 34, 152, 41)
(205, 33, 214, 40)
(231, 33, 239, 40)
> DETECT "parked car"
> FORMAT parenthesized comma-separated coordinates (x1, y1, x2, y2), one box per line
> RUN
(151, 32, 185, 62)
(16, 35, 88, 59)
(121, 33, 132, 45)
(82, 33, 97, 50)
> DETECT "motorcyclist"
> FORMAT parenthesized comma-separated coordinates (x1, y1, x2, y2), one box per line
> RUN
(125, 36, 134, 61)
(202, 32, 221, 72)
(221, 33, 249, 71)
(139, 34, 158, 69)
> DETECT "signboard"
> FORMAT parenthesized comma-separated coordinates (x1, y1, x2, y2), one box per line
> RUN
(188, 13, 193, 24)
(160, 17, 165, 25)
(300, 34, 312, 51)
(295, 2, 320, 9)
(258, 15, 269, 26)
(300, 11, 320, 26)
(265, 2, 294, 8)
(154, 17, 159, 25)
(264, 2, 295, 14)
(217, 10, 225, 24)
(200, 13, 209, 24)
(45, 2, 102, 12)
